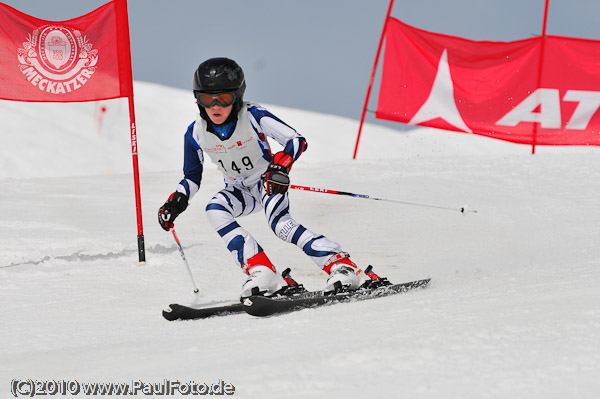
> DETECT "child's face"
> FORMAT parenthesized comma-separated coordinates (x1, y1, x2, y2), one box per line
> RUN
(205, 104, 233, 125)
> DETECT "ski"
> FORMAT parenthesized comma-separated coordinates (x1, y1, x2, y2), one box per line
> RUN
(163, 265, 431, 320)
(162, 267, 302, 321)
(242, 278, 431, 317)
(162, 301, 243, 321)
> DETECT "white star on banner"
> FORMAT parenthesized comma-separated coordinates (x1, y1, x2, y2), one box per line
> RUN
(409, 49, 472, 133)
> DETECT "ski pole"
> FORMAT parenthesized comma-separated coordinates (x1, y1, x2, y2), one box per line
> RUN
(290, 184, 477, 214)
(170, 228, 200, 294)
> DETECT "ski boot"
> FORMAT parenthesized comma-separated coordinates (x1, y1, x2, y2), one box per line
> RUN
(323, 252, 366, 294)
(240, 251, 286, 298)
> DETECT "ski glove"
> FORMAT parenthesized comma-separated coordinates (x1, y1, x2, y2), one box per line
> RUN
(158, 191, 188, 231)
(263, 152, 293, 196)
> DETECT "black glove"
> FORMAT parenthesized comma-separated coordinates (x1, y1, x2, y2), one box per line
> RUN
(158, 191, 188, 231)
(263, 152, 293, 196)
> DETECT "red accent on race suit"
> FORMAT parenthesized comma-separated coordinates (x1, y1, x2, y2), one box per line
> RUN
(242, 251, 276, 275)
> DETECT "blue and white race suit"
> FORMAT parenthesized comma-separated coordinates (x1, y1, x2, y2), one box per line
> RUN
(175, 102, 342, 270)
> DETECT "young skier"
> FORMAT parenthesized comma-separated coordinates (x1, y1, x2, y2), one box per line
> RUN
(158, 57, 367, 298)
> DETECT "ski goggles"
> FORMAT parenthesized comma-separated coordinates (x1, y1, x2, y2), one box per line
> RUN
(195, 92, 236, 108)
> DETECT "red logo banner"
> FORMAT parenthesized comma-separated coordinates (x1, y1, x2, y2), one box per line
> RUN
(376, 18, 600, 146)
(0, 0, 132, 102)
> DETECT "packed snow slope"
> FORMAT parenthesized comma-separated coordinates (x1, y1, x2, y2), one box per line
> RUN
(1, 82, 599, 399)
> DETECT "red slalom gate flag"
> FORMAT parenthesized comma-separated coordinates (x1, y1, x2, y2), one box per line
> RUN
(376, 18, 600, 146)
(0, 1, 145, 265)
(0, 1, 132, 102)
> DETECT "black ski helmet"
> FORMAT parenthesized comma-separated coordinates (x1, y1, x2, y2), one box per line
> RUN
(193, 57, 246, 120)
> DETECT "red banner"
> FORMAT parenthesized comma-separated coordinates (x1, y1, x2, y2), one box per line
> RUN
(0, 0, 132, 102)
(376, 18, 600, 146)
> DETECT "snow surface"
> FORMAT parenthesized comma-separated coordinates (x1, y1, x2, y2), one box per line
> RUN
(1, 81, 599, 399)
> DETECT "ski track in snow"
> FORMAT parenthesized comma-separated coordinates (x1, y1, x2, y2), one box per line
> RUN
(1, 82, 599, 399)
